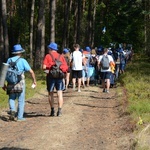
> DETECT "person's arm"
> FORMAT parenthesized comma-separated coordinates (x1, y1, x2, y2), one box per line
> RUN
(29, 69, 36, 86)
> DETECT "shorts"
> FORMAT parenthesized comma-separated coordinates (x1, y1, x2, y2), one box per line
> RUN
(72, 70, 82, 78)
(100, 71, 111, 80)
(46, 76, 64, 92)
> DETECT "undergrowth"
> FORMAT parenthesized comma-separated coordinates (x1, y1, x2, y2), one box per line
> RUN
(119, 53, 150, 124)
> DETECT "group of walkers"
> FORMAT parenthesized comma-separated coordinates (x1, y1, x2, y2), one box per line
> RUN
(62, 43, 133, 92)
(2, 42, 133, 121)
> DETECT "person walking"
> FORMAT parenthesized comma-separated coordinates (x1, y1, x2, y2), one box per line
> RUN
(5, 44, 36, 121)
(71, 44, 85, 92)
(62, 48, 71, 91)
(82, 46, 95, 87)
(98, 48, 114, 93)
(43, 42, 68, 116)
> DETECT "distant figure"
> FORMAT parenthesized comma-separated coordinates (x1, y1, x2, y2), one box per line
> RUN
(4, 44, 36, 121)
(43, 42, 68, 116)
(82, 46, 95, 87)
(62, 48, 71, 91)
(98, 48, 114, 93)
(70, 44, 85, 92)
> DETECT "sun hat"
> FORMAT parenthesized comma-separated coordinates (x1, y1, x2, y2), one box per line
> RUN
(85, 46, 91, 52)
(48, 42, 58, 51)
(63, 48, 69, 54)
(12, 44, 25, 54)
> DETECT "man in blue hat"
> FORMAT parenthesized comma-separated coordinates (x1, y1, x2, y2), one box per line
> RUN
(43, 42, 68, 117)
(5, 44, 36, 121)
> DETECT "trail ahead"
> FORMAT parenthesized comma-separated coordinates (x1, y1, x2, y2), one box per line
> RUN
(0, 86, 133, 150)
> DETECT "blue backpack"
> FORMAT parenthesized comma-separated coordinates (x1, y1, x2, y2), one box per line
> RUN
(6, 58, 23, 84)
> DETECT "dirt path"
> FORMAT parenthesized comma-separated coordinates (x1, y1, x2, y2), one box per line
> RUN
(0, 86, 133, 150)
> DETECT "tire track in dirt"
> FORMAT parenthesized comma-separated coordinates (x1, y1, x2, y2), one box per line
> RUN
(0, 86, 132, 150)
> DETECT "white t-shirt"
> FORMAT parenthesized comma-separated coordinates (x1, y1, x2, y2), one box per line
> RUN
(98, 54, 114, 72)
(71, 51, 84, 70)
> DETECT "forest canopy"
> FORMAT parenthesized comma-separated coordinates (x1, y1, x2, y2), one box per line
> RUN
(0, 0, 149, 68)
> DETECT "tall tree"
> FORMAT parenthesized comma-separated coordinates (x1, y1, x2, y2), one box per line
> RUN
(62, 0, 70, 48)
(29, 0, 35, 66)
(34, 0, 45, 69)
(50, 0, 56, 42)
(1, 0, 9, 61)
(0, 2, 4, 65)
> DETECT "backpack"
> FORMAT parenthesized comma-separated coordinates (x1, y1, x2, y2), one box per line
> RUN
(64, 56, 70, 67)
(100, 55, 110, 70)
(89, 56, 97, 66)
(6, 58, 23, 84)
(49, 53, 65, 79)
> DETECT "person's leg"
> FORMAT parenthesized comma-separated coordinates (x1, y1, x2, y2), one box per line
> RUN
(106, 79, 110, 92)
(105, 72, 111, 93)
(56, 79, 64, 116)
(77, 70, 82, 92)
(17, 83, 26, 120)
(65, 73, 70, 90)
(72, 70, 76, 90)
(49, 91, 55, 116)
(48, 78, 55, 116)
(9, 93, 17, 120)
(100, 72, 106, 92)
(78, 78, 81, 92)
(82, 69, 86, 88)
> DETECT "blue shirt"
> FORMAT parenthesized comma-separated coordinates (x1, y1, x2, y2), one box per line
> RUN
(7, 56, 31, 73)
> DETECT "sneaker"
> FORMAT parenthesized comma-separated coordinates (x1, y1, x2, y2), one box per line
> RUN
(17, 118, 26, 121)
(9, 111, 16, 121)
(57, 111, 62, 117)
(50, 110, 55, 116)
(106, 90, 109, 93)
(78, 89, 81, 92)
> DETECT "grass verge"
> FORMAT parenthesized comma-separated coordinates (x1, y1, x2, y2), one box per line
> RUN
(119, 54, 150, 124)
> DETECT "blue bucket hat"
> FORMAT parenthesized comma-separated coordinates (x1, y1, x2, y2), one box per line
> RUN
(48, 42, 58, 51)
(63, 48, 69, 54)
(85, 46, 91, 52)
(12, 44, 25, 54)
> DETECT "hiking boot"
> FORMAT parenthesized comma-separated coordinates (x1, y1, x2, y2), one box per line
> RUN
(50, 110, 55, 116)
(57, 111, 62, 117)
(9, 111, 16, 121)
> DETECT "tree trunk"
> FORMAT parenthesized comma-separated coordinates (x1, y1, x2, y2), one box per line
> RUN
(87, 0, 92, 46)
(1, 0, 9, 61)
(62, 0, 69, 49)
(34, 0, 45, 69)
(0, 4, 4, 65)
(91, 0, 97, 48)
(29, 0, 35, 67)
(50, 0, 56, 42)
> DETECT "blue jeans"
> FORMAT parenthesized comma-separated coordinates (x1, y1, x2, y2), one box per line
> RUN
(9, 83, 25, 119)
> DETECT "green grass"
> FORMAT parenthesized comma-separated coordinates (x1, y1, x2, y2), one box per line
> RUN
(0, 69, 47, 109)
(120, 53, 150, 124)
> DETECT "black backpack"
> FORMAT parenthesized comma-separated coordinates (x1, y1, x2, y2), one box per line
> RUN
(49, 53, 65, 79)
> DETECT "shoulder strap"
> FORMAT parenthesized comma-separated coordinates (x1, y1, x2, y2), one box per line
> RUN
(49, 52, 61, 63)
(49, 52, 56, 62)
